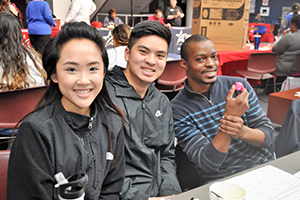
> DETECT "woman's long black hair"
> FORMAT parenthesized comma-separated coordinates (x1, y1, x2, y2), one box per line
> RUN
(12, 22, 124, 153)
(40, 22, 123, 119)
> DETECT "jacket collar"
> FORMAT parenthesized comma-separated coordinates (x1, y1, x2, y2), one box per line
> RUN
(106, 66, 155, 99)
(54, 99, 97, 132)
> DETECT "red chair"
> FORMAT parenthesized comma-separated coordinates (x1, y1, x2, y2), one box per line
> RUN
(21, 29, 31, 46)
(155, 60, 186, 92)
(233, 52, 279, 93)
(91, 21, 103, 28)
(0, 86, 46, 149)
(0, 86, 47, 129)
(0, 150, 10, 200)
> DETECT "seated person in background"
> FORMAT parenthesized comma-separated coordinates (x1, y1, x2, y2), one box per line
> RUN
(272, 14, 300, 91)
(147, 9, 171, 27)
(254, 12, 265, 23)
(0, 11, 47, 136)
(0, 11, 46, 91)
(277, 2, 300, 36)
(171, 34, 275, 184)
(107, 24, 131, 70)
(105, 20, 182, 200)
(64, 0, 96, 25)
(103, 8, 123, 28)
(7, 22, 125, 200)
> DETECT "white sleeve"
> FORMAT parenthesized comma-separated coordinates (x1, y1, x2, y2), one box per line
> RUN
(65, 0, 81, 23)
(90, 1, 96, 15)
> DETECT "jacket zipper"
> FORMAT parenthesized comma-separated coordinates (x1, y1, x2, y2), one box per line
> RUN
(191, 91, 214, 105)
(88, 117, 94, 130)
(141, 100, 145, 143)
(87, 117, 97, 187)
(89, 141, 96, 187)
(142, 99, 157, 195)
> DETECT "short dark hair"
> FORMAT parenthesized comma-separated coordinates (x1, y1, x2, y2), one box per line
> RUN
(180, 34, 210, 61)
(127, 20, 171, 50)
(292, 3, 300, 11)
(108, 8, 116, 14)
(155, 9, 162, 15)
(291, 14, 300, 29)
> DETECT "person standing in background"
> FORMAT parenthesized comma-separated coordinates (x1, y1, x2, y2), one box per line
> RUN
(103, 8, 123, 28)
(26, 0, 56, 55)
(65, 0, 96, 25)
(164, 0, 184, 26)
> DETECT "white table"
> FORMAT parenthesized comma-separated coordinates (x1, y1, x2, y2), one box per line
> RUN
(170, 151, 300, 200)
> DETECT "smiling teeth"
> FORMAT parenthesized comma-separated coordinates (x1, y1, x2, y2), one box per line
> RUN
(144, 68, 153, 72)
(75, 90, 90, 94)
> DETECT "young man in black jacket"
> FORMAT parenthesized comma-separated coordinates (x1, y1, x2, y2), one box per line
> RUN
(105, 20, 182, 200)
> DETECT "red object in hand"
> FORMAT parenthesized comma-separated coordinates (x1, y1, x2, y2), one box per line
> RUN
(235, 82, 244, 91)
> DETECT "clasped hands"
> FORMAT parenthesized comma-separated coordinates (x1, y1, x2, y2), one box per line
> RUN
(175, 10, 183, 18)
(219, 84, 249, 140)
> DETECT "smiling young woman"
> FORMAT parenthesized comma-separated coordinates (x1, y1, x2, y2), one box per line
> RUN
(7, 22, 125, 200)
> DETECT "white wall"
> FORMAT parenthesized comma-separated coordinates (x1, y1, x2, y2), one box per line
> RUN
(52, 0, 71, 24)
(90, 0, 106, 20)
(52, 0, 106, 24)
(186, 0, 193, 27)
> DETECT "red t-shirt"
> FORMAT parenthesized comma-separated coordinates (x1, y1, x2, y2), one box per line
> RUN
(147, 15, 166, 25)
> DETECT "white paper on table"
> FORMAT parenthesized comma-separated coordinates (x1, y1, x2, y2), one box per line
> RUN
(225, 165, 300, 200)
(294, 170, 300, 178)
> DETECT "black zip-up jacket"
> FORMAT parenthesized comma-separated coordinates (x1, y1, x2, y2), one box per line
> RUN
(105, 67, 182, 200)
(7, 99, 125, 200)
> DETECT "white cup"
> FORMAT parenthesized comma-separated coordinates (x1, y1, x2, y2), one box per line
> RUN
(209, 182, 246, 200)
